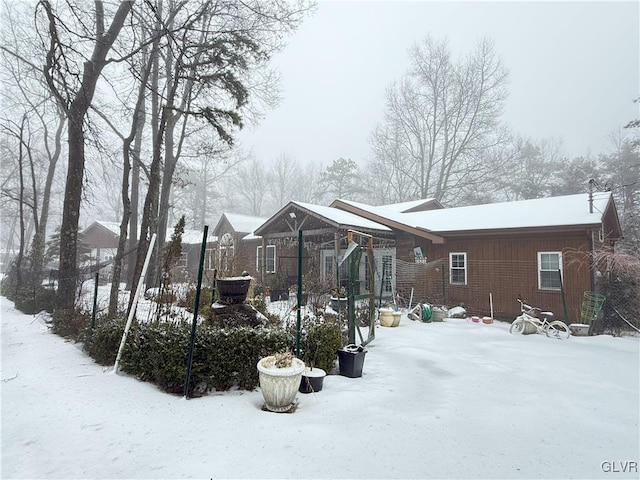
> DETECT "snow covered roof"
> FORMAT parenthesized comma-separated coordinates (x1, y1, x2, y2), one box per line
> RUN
(84, 221, 215, 244)
(253, 200, 392, 238)
(222, 213, 268, 234)
(181, 229, 217, 244)
(337, 192, 614, 234)
(292, 201, 391, 231)
(407, 192, 612, 233)
(93, 221, 121, 236)
(369, 198, 443, 213)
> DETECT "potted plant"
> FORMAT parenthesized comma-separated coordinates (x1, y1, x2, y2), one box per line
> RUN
(216, 275, 252, 304)
(330, 286, 347, 312)
(257, 351, 305, 412)
(378, 305, 397, 327)
(288, 283, 309, 307)
(267, 274, 288, 302)
(299, 366, 326, 394)
(297, 318, 341, 393)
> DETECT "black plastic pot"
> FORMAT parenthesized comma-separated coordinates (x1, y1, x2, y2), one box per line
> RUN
(269, 289, 288, 302)
(337, 345, 367, 378)
(299, 368, 326, 393)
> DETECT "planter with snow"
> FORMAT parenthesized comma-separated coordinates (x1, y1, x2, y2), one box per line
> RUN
(330, 296, 347, 312)
(569, 323, 590, 336)
(216, 277, 252, 304)
(257, 354, 305, 413)
(299, 367, 326, 394)
(378, 307, 396, 327)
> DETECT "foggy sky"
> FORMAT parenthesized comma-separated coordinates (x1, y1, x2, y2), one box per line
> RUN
(237, 1, 639, 167)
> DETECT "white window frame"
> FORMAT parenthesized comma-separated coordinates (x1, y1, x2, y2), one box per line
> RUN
(321, 248, 396, 295)
(449, 252, 467, 285)
(204, 248, 215, 270)
(256, 245, 276, 274)
(537, 251, 563, 290)
(177, 252, 188, 269)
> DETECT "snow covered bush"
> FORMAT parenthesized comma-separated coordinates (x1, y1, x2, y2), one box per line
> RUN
(83, 317, 293, 394)
(83, 317, 132, 365)
(296, 318, 342, 373)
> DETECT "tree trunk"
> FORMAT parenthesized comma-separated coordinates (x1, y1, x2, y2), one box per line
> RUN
(128, 24, 163, 311)
(56, 0, 134, 314)
(30, 110, 64, 291)
(15, 116, 26, 295)
(109, 42, 151, 317)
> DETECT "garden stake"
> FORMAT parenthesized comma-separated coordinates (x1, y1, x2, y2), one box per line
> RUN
(184, 225, 209, 399)
(113, 233, 156, 374)
(296, 228, 302, 358)
(91, 272, 99, 330)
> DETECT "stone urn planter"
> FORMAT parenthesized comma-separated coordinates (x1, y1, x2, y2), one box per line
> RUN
(257, 353, 305, 413)
(379, 307, 399, 327)
(216, 276, 252, 304)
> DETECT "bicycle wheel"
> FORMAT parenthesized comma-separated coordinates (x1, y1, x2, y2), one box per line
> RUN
(545, 320, 571, 339)
(509, 317, 527, 335)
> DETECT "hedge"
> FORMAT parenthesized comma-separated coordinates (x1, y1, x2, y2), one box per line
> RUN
(84, 317, 293, 394)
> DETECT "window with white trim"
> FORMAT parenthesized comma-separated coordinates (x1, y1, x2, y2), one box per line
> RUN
(538, 252, 562, 290)
(204, 248, 215, 270)
(381, 255, 393, 293)
(449, 252, 467, 285)
(256, 245, 276, 273)
(177, 252, 188, 269)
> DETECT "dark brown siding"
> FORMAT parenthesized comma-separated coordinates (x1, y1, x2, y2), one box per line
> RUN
(401, 230, 595, 322)
(81, 224, 119, 249)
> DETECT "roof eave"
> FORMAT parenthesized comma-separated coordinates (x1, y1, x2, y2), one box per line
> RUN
(333, 200, 445, 244)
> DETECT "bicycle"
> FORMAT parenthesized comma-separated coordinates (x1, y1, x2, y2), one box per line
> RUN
(509, 298, 570, 339)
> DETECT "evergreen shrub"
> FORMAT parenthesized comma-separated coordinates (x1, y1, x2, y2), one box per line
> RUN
(297, 318, 342, 373)
(83, 317, 293, 394)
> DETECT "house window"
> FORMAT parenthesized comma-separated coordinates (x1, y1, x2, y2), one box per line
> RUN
(177, 252, 188, 269)
(538, 252, 562, 290)
(219, 233, 234, 272)
(204, 248, 215, 270)
(256, 245, 276, 273)
(449, 252, 467, 285)
(381, 255, 393, 293)
(322, 253, 346, 284)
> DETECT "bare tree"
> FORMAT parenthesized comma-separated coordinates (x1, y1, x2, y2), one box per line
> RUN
(129, 0, 310, 295)
(267, 153, 300, 211)
(600, 135, 639, 254)
(172, 138, 242, 228)
(293, 159, 324, 205)
(233, 152, 268, 216)
(1, 0, 67, 291)
(367, 36, 510, 204)
(37, 0, 134, 317)
(498, 137, 566, 200)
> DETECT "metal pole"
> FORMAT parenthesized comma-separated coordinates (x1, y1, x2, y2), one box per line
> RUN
(91, 272, 99, 330)
(184, 225, 209, 399)
(296, 228, 302, 358)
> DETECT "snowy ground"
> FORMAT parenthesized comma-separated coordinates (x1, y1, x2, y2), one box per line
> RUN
(1, 294, 639, 479)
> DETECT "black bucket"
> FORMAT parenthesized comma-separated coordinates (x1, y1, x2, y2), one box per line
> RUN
(337, 345, 367, 378)
(299, 369, 326, 393)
